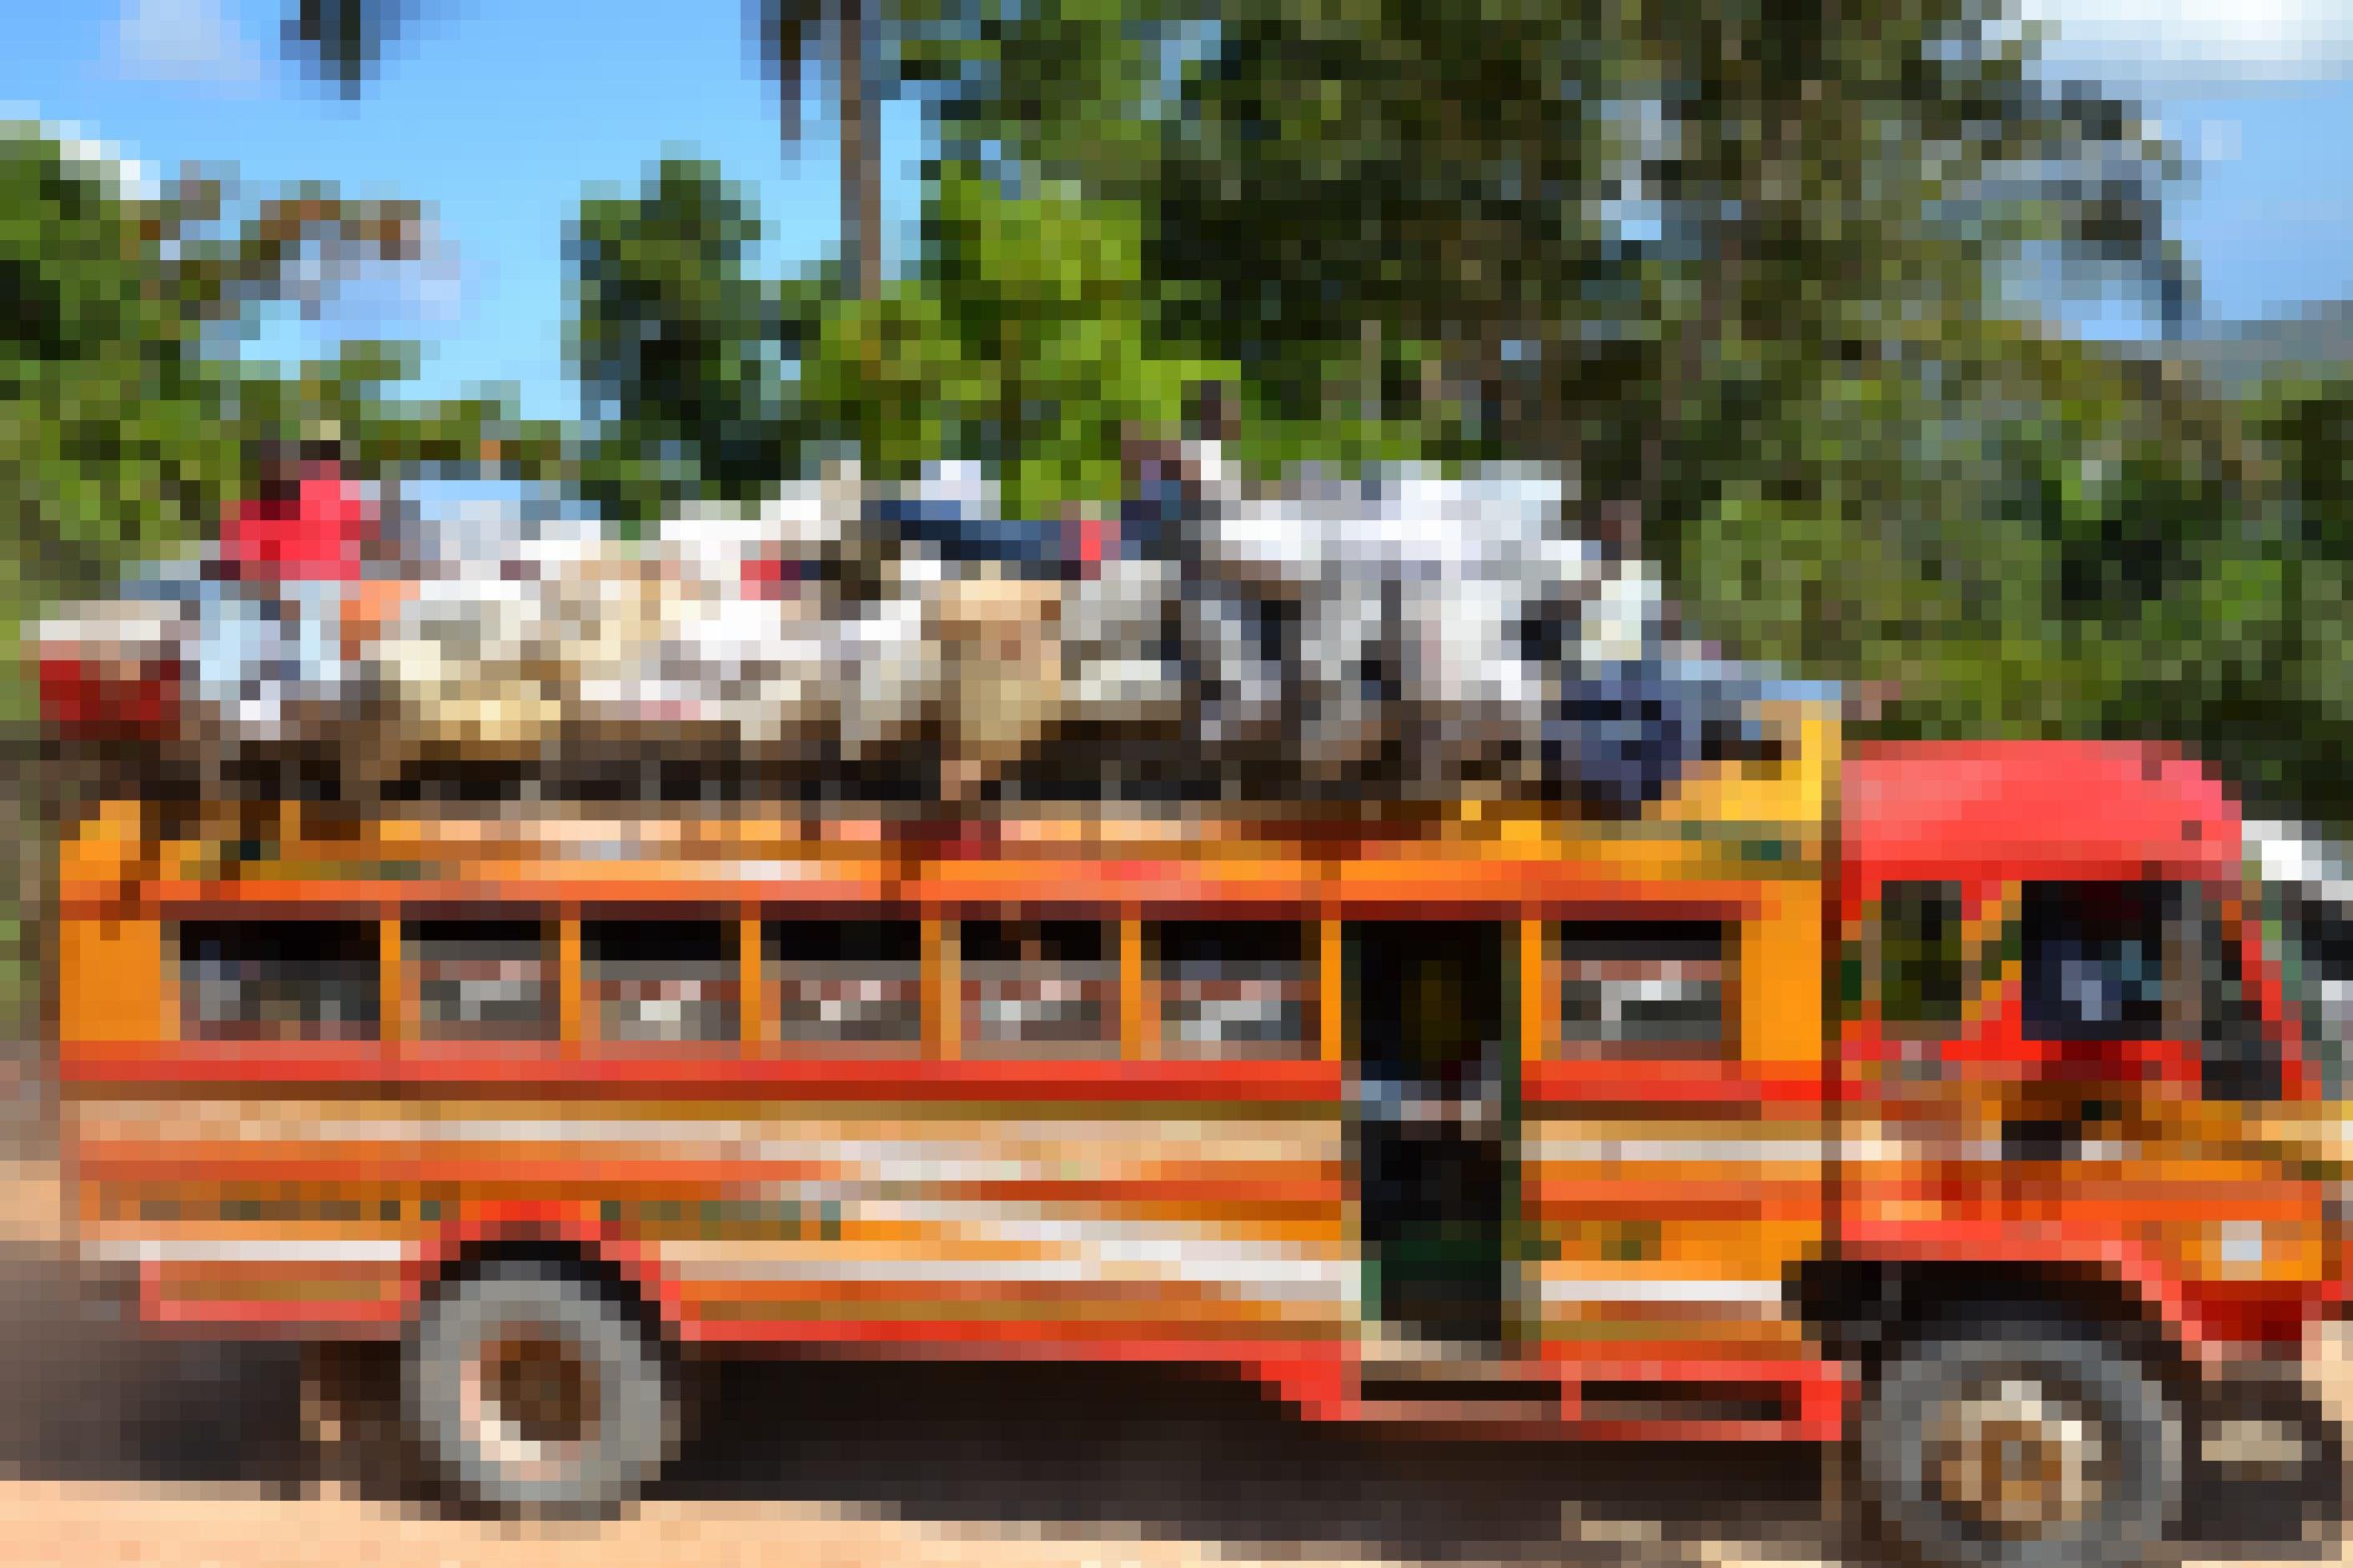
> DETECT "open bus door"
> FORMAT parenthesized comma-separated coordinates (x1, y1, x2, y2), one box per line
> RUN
(1350, 921, 1516, 1355)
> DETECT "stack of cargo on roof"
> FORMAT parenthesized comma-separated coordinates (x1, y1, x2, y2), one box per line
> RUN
(33, 448, 1781, 810)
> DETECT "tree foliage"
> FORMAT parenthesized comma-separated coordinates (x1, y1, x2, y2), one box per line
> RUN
(0, 123, 568, 672)
(918, 0, 2334, 823)
(571, 159, 789, 526)
(795, 166, 1235, 515)
(572, 155, 1235, 524)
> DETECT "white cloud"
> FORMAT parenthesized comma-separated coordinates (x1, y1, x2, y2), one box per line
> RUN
(109, 0, 263, 86)
(2026, 0, 2353, 89)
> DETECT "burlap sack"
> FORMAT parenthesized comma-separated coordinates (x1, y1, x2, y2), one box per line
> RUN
(931, 572, 1064, 796)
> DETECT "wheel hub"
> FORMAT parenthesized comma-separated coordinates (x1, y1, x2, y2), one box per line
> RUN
(461, 1326, 601, 1475)
(1931, 1377, 2103, 1537)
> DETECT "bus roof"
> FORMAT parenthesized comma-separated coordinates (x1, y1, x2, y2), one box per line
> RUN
(1843, 740, 2243, 888)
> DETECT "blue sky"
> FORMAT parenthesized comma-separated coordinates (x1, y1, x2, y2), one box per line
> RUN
(2161, 86, 2353, 322)
(5, 0, 2352, 419)
(1, 0, 927, 419)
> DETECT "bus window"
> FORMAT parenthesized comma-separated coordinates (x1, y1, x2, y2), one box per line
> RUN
(1555, 921, 1729, 1061)
(1150, 920, 1311, 1061)
(406, 916, 552, 1041)
(959, 918, 1118, 1060)
(764, 918, 922, 1050)
(2020, 880, 2170, 1043)
(583, 917, 740, 1045)
(1874, 882, 1966, 1035)
(2020, 880, 2279, 1101)
(177, 920, 379, 1042)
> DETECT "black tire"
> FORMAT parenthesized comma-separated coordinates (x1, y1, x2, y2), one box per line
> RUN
(1853, 1313, 2183, 1568)
(401, 1259, 677, 1519)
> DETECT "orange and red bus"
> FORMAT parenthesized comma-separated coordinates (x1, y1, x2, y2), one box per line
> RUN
(52, 704, 2351, 1566)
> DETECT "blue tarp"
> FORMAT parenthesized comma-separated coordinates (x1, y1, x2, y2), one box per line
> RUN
(873, 499, 1066, 573)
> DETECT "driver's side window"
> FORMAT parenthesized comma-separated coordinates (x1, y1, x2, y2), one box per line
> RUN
(2019, 880, 2170, 1044)
(2019, 879, 2278, 1101)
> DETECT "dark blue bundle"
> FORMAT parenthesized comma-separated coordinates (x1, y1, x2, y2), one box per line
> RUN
(1546, 660, 1705, 815)
(873, 498, 1064, 575)
(1549, 660, 1841, 814)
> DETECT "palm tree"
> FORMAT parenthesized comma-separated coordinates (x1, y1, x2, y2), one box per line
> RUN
(287, 0, 886, 298)
(755, 0, 882, 300)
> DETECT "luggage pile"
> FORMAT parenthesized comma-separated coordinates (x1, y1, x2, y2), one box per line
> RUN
(34, 454, 1807, 812)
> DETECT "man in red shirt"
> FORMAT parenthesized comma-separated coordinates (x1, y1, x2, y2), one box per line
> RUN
(220, 439, 379, 584)
(204, 439, 384, 747)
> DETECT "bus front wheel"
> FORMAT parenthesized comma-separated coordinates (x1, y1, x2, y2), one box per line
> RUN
(402, 1257, 679, 1519)
(1850, 1312, 2184, 1568)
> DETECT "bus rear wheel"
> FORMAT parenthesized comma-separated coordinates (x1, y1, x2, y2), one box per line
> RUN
(1851, 1313, 2183, 1568)
(402, 1258, 677, 1519)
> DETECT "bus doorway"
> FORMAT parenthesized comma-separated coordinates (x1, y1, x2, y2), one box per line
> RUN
(1351, 921, 1516, 1353)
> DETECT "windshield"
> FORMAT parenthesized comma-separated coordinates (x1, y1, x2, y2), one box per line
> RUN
(2271, 886, 2353, 1100)
(2016, 878, 2276, 1101)
(2246, 821, 2353, 1100)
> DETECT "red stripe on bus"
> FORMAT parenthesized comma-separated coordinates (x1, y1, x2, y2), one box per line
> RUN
(60, 1047, 1350, 1101)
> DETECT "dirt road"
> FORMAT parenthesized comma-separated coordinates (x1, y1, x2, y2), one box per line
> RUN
(0, 1159, 2339, 1568)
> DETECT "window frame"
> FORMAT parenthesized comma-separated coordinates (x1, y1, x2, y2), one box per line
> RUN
(955, 915, 1122, 1061)
(1869, 880, 1970, 1041)
(2015, 876, 2286, 1103)
(1147, 917, 1315, 1062)
(579, 908, 744, 1049)
(401, 912, 557, 1045)
(173, 916, 383, 1045)
(1550, 918, 1733, 1063)
(762, 912, 926, 1057)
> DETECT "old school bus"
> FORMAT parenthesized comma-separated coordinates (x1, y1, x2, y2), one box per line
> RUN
(53, 700, 2353, 1568)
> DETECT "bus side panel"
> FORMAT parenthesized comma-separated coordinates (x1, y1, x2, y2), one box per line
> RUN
(661, 1099, 1352, 1345)
(66, 1082, 1357, 1356)
(1523, 884, 1828, 1413)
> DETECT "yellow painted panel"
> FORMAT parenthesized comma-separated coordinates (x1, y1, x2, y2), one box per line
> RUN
(556, 912, 583, 1049)
(926, 917, 959, 1061)
(60, 920, 167, 1043)
(1319, 920, 1343, 1065)
(58, 801, 145, 895)
(739, 912, 765, 1046)
(1744, 884, 1824, 1066)
(1120, 918, 1147, 1061)
(1519, 919, 1548, 1063)
(379, 917, 403, 1045)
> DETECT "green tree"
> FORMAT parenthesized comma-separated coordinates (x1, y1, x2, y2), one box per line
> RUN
(1616, 2, 2186, 548)
(794, 165, 1235, 515)
(1126, 0, 1620, 470)
(942, 0, 2350, 828)
(2223, 369, 2353, 828)
(0, 128, 469, 620)
(950, 0, 2179, 527)
(570, 159, 788, 525)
